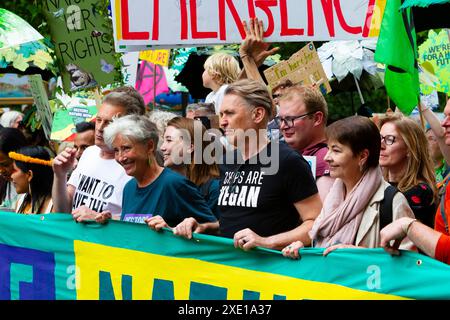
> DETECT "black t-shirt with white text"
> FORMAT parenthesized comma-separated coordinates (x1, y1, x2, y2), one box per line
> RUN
(218, 142, 318, 238)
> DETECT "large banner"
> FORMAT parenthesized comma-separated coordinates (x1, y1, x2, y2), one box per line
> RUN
(0, 212, 449, 300)
(112, 0, 386, 52)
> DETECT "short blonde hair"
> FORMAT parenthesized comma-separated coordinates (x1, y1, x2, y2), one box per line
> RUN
(225, 79, 273, 119)
(280, 85, 328, 122)
(204, 53, 240, 86)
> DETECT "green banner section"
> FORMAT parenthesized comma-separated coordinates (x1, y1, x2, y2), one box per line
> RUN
(0, 212, 449, 300)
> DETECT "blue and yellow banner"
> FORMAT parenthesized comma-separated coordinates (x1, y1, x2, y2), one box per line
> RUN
(0, 212, 449, 300)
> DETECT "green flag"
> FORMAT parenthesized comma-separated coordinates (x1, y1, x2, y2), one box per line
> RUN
(375, 0, 419, 114)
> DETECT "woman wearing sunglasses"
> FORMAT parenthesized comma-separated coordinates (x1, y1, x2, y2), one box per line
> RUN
(379, 114, 437, 228)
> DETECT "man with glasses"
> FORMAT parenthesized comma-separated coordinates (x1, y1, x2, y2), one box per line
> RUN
(267, 80, 293, 141)
(278, 85, 334, 201)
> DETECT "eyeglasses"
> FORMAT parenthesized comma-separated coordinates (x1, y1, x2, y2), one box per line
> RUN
(274, 112, 315, 128)
(272, 94, 282, 100)
(380, 134, 396, 145)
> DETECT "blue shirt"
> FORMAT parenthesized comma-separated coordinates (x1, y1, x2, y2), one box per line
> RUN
(121, 168, 217, 226)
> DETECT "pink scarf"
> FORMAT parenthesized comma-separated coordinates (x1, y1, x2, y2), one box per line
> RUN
(309, 166, 383, 248)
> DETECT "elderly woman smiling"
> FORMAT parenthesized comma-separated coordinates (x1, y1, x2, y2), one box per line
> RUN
(103, 114, 217, 228)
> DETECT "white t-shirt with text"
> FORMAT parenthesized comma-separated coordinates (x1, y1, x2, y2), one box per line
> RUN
(68, 145, 132, 217)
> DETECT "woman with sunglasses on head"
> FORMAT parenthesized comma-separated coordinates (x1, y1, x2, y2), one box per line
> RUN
(379, 114, 437, 228)
(9, 146, 54, 214)
(282, 116, 415, 259)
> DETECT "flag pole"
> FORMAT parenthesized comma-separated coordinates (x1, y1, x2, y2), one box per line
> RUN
(353, 74, 365, 105)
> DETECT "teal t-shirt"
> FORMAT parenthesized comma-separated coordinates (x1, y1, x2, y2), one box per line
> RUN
(199, 178, 220, 219)
(121, 168, 217, 226)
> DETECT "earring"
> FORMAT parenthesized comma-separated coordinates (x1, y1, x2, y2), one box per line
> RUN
(359, 162, 365, 172)
(28, 183, 32, 196)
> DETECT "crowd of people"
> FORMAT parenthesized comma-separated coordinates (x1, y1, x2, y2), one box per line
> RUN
(0, 18, 449, 268)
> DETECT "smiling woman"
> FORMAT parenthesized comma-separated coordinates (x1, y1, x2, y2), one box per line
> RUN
(282, 116, 417, 259)
(103, 114, 217, 228)
(161, 117, 221, 218)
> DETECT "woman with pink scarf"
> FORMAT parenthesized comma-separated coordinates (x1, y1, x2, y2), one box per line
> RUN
(282, 116, 415, 259)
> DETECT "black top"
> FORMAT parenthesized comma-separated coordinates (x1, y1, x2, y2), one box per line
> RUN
(391, 182, 436, 228)
(218, 142, 318, 238)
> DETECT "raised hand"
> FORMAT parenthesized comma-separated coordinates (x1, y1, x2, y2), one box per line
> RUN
(53, 147, 77, 178)
(240, 18, 279, 67)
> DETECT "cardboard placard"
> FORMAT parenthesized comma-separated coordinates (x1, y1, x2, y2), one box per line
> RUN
(264, 42, 332, 95)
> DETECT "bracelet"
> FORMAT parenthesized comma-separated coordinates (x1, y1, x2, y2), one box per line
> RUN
(402, 218, 417, 236)
(240, 53, 249, 60)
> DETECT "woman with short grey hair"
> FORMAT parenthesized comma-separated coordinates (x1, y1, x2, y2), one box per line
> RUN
(0, 111, 24, 128)
(103, 114, 217, 227)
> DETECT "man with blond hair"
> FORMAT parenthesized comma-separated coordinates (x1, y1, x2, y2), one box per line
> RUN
(169, 79, 322, 251)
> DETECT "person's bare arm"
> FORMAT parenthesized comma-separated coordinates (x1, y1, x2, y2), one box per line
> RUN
(380, 217, 441, 257)
(420, 103, 450, 165)
(234, 193, 322, 251)
(52, 148, 77, 213)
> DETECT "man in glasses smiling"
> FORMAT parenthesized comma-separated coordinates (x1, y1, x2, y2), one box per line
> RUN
(278, 85, 334, 201)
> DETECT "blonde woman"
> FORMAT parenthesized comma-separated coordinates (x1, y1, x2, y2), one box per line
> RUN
(379, 114, 437, 228)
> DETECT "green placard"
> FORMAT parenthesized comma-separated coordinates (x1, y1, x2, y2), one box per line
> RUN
(43, 1, 118, 91)
(50, 99, 97, 141)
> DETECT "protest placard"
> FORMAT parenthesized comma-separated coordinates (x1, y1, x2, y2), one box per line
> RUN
(264, 42, 332, 95)
(139, 49, 170, 66)
(43, 1, 120, 91)
(50, 98, 97, 142)
(28, 75, 53, 140)
(419, 29, 450, 94)
(121, 51, 139, 86)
